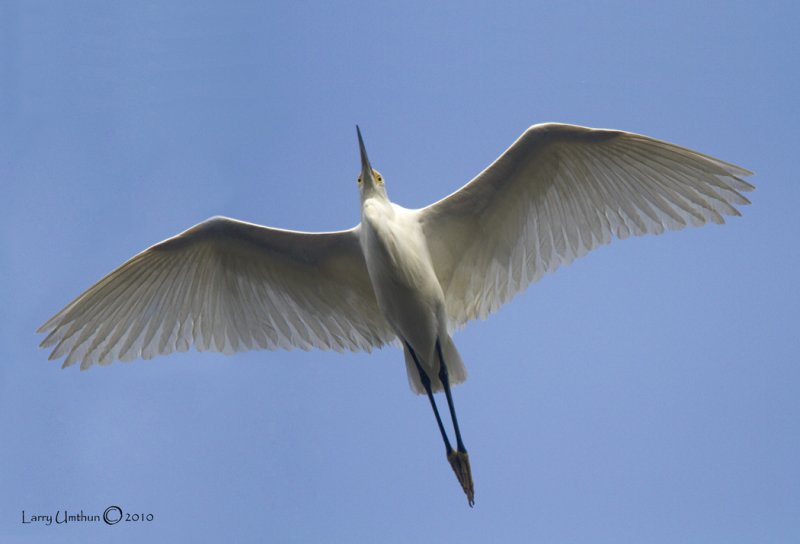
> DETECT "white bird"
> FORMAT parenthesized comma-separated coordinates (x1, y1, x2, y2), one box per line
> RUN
(39, 123, 754, 506)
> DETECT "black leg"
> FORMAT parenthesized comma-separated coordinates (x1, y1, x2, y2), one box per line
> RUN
(406, 339, 475, 506)
(436, 339, 467, 454)
(405, 342, 453, 455)
(435, 338, 475, 507)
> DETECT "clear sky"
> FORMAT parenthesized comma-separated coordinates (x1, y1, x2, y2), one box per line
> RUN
(2, 1, 798, 542)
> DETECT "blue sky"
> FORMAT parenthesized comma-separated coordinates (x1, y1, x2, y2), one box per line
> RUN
(2, 1, 798, 542)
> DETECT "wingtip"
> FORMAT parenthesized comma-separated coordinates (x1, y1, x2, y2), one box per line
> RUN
(737, 175, 756, 189)
(36, 317, 56, 334)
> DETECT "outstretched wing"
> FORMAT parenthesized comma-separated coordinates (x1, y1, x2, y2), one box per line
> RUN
(39, 216, 395, 368)
(419, 123, 754, 327)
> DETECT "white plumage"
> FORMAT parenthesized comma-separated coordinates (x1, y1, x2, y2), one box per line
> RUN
(38, 123, 753, 505)
(40, 123, 752, 376)
(40, 217, 395, 368)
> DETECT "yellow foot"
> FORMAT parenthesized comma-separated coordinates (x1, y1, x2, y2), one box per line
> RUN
(447, 450, 475, 507)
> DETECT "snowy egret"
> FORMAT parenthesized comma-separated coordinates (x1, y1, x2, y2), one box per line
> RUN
(39, 123, 754, 506)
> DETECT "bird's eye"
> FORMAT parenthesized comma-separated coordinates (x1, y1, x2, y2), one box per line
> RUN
(358, 175, 362, 185)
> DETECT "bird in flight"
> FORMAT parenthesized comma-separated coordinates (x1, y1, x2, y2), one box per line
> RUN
(39, 123, 753, 506)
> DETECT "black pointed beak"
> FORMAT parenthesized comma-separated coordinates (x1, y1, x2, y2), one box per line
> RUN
(357, 125, 373, 180)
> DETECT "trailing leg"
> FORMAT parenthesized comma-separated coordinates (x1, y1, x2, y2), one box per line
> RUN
(436, 338, 475, 507)
(405, 342, 453, 456)
(437, 339, 467, 454)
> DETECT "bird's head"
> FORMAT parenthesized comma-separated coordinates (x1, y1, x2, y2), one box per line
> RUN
(357, 126, 388, 201)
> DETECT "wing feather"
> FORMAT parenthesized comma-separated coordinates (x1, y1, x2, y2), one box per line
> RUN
(39, 216, 394, 368)
(420, 123, 754, 328)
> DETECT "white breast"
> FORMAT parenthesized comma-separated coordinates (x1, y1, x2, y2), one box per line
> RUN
(360, 200, 445, 355)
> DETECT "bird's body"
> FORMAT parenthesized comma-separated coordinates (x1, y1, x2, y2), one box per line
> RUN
(361, 196, 465, 392)
(362, 199, 438, 349)
(38, 123, 754, 507)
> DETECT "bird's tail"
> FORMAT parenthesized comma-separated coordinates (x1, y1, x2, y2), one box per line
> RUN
(403, 334, 467, 395)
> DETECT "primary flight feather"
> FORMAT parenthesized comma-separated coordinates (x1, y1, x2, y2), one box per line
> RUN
(39, 123, 754, 506)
